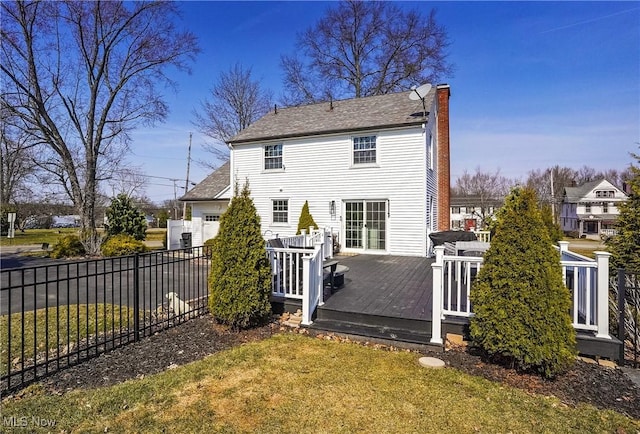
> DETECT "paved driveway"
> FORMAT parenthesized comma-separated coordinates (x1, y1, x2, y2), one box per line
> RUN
(1, 250, 209, 315)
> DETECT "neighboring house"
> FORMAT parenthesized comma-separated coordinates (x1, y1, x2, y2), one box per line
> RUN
(561, 179, 628, 239)
(450, 195, 502, 231)
(224, 85, 451, 257)
(176, 161, 231, 247)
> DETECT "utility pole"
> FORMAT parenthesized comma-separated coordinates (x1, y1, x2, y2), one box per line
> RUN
(182, 132, 192, 220)
(550, 169, 556, 223)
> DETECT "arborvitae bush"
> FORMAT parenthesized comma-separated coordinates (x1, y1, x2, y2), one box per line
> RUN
(296, 200, 318, 235)
(470, 187, 576, 378)
(209, 182, 272, 329)
(101, 234, 148, 257)
(105, 194, 147, 241)
(51, 234, 86, 258)
(607, 150, 640, 273)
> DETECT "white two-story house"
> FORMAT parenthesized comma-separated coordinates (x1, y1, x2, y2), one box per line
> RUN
(561, 179, 628, 239)
(226, 85, 452, 257)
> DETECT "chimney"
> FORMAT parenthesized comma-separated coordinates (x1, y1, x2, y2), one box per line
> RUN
(436, 84, 451, 231)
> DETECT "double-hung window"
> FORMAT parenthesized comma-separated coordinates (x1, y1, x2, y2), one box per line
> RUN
(272, 199, 288, 224)
(264, 144, 283, 170)
(353, 136, 376, 165)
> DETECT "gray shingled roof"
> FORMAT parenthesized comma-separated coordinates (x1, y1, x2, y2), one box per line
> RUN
(228, 89, 435, 145)
(563, 179, 607, 202)
(179, 161, 230, 201)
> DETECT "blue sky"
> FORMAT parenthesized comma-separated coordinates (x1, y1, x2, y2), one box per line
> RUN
(129, 1, 640, 203)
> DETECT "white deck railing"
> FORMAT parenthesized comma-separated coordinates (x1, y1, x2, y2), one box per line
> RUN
(266, 228, 332, 325)
(431, 242, 611, 345)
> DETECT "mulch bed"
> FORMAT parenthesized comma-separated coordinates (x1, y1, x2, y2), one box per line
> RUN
(6, 315, 640, 420)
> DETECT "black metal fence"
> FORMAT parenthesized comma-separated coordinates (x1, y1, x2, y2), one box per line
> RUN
(617, 269, 639, 367)
(1, 246, 211, 392)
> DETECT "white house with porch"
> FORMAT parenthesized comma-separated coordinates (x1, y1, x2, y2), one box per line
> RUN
(226, 85, 452, 257)
(561, 179, 627, 239)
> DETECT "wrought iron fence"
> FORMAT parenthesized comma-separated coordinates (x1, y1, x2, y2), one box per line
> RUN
(0, 246, 211, 392)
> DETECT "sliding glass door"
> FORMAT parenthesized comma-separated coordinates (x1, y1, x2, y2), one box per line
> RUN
(344, 200, 386, 251)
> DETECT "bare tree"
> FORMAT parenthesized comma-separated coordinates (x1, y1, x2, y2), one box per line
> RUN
(280, 0, 452, 105)
(192, 63, 271, 170)
(0, 110, 37, 206)
(1, 1, 198, 253)
(452, 167, 513, 228)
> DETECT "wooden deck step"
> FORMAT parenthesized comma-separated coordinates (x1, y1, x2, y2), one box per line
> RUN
(310, 305, 440, 350)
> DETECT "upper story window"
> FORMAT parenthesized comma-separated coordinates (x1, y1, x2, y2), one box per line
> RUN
(264, 144, 283, 170)
(602, 202, 609, 213)
(451, 206, 460, 214)
(353, 136, 376, 165)
(272, 199, 288, 224)
(595, 190, 614, 198)
(585, 203, 592, 213)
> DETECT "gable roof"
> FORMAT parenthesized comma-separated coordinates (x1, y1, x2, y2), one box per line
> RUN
(563, 178, 625, 202)
(228, 89, 435, 145)
(179, 161, 230, 202)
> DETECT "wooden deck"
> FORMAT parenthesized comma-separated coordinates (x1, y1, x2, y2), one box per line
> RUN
(321, 254, 434, 320)
(308, 254, 442, 348)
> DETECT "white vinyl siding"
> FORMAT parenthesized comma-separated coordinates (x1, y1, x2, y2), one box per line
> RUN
(232, 126, 428, 256)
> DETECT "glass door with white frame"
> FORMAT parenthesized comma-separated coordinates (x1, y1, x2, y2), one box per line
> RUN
(344, 200, 386, 251)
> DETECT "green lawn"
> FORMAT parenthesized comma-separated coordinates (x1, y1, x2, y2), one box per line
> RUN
(0, 228, 167, 247)
(1, 304, 135, 376)
(2, 334, 637, 433)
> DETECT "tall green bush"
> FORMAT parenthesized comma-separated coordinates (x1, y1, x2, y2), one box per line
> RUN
(470, 187, 576, 378)
(540, 204, 563, 244)
(607, 150, 640, 273)
(296, 200, 318, 235)
(105, 194, 147, 240)
(208, 182, 272, 329)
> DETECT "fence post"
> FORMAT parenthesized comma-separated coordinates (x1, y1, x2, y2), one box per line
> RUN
(617, 268, 626, 363)
(133, 253, 140, 342)
(595, 251, 611, 339)
(430, 246, 444, 345)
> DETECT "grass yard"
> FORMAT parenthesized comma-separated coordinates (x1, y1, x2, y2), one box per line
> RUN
(0, 228, 79, 247)
(2, 334, 638, 433)
(0, 228, 167, 247)
(1, 304, 134, 376)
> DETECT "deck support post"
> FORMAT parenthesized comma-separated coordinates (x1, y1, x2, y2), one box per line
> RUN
(430, 246, 445, 345)
(315, 242, 325, 306)
(302, 255, 312, 325)
(594, 251, 611, 339)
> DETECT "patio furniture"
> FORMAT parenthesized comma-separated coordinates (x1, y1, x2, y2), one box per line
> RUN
(323, 260, 349, 291)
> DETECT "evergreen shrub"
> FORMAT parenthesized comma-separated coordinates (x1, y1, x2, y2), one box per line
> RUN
(470, 187, 576, 378)
(296, 200, 318, 235)
(51, 234, 86, 258)
(208, 182, 272, 329)
(105, 194, 147, 240)
(101, 234, 148, 257)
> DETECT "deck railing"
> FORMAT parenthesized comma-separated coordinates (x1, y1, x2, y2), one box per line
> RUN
(431, 242, 611, 345)
(266, 228, 331, 325)
(473, 230, 491, 243)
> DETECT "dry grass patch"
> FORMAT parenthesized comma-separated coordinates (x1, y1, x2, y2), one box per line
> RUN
(2, 334, 638, 433)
